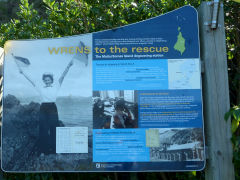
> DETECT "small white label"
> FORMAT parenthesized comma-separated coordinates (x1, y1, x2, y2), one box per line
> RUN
(56, 127, 88, 153)
(146, 129, 160, 147)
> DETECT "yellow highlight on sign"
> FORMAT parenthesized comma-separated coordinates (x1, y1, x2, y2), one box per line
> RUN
(48, 46, 91, 54)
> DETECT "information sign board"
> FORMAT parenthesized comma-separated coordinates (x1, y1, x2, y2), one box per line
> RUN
(1, 5, 205, 172)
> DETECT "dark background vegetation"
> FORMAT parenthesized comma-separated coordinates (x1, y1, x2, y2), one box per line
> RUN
(0, 0, 239, 179)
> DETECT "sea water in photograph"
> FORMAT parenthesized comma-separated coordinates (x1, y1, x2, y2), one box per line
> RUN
(57, 96, 92, 132)
(17, 95, 93, 132)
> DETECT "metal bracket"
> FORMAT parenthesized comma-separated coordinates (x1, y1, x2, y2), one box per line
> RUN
(207, 2, 214, 6)
(204, 22, 211, 26)
(207, 1, 221, 29)
(204, 22, 222, 28)
(211, 2, 220, 29)
(207, 0, 222, 5)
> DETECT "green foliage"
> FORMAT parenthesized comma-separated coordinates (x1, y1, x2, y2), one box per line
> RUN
(0, 0, 201, 47)
(225, 105, 240, 179)
(225, 106, 240, 133)
(224, 1, 240, 179)
(0, 0, 20, 23)
(225, 1, 240, 105)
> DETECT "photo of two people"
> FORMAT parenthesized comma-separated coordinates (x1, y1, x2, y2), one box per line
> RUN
(93, 90, 138, 129)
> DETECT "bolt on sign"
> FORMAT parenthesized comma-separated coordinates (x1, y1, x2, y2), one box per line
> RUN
(1, 6, 205, 172)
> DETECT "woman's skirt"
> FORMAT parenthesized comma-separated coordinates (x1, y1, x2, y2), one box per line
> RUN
(38, 102, 59, 154)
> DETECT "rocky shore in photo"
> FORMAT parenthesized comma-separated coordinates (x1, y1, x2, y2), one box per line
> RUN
(2, 94, 93, 171)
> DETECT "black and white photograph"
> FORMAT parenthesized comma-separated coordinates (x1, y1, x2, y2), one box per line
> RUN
(150, 128, 204, 162)
(2, 35, 93, 171)
(93, 90, 138, 129)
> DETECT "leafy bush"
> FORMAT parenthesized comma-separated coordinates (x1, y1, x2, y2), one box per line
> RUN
(224, 1, 240, 179)
(225, 106, 240, 179)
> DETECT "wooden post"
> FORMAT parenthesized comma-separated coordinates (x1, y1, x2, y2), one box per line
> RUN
(198, 2, 235, 180)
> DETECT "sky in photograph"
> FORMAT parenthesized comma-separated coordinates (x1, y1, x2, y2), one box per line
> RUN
(4, 34, 92, 101)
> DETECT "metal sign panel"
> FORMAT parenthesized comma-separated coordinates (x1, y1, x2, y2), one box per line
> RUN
(1, 5, 205, 172)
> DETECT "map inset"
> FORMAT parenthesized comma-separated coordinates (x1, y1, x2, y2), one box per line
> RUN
(168, 59, 200, 89)
(174, 27, 186, 55)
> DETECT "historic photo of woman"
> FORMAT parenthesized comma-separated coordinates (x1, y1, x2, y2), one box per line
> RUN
(14, 53, 74, 155)
(2, 35, 93, 171)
